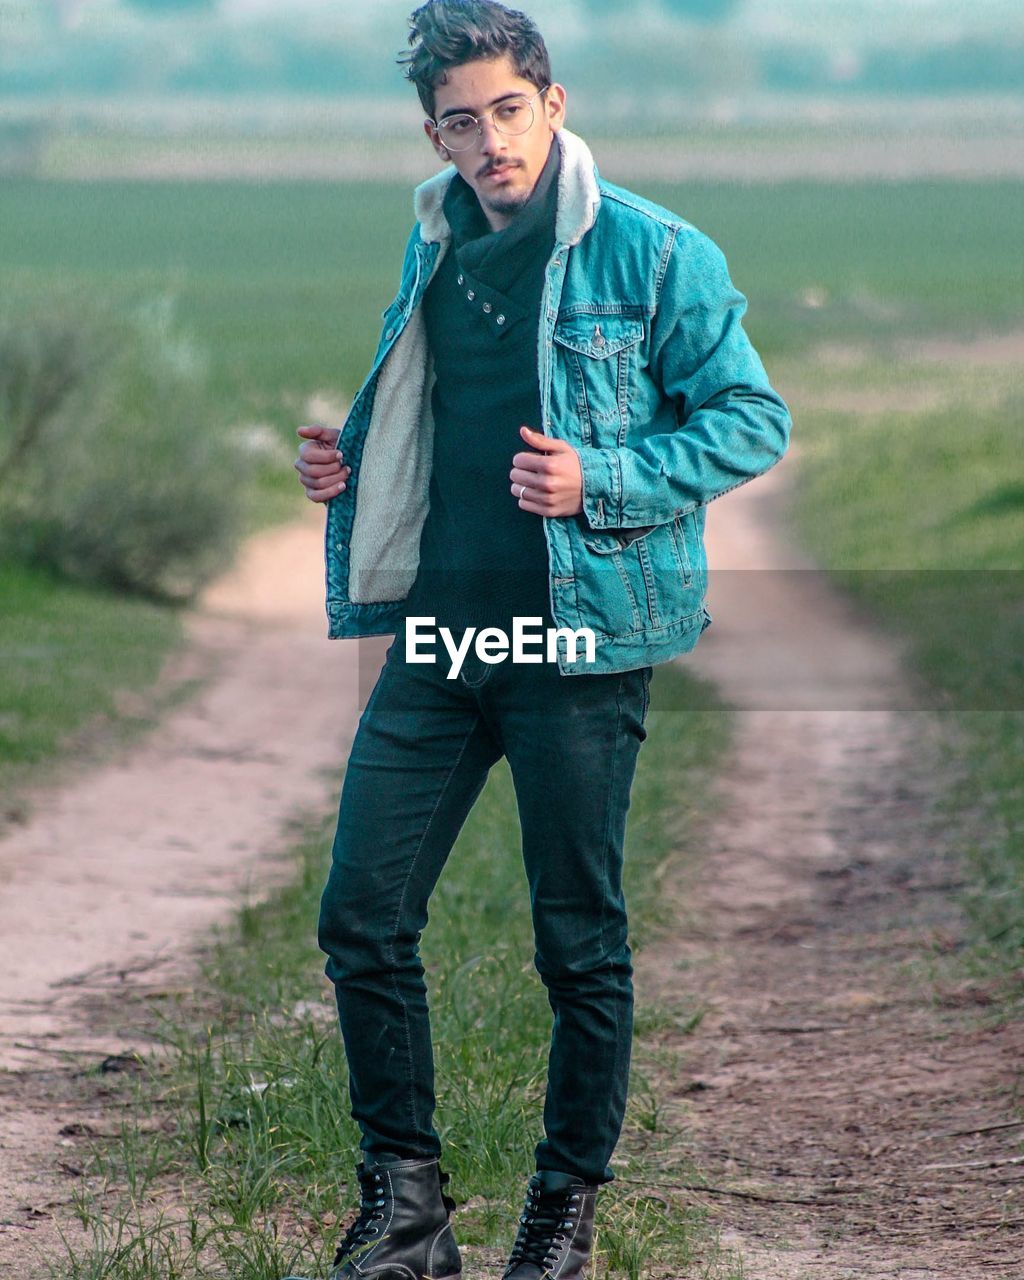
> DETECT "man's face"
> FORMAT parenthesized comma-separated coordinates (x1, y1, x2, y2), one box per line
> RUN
(423, 55, 567, 232)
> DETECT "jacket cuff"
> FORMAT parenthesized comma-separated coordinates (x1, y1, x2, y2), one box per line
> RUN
(579, 447, 621, 528)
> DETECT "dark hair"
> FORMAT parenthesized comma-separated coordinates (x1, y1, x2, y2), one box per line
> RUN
(399, 1, 552, 118)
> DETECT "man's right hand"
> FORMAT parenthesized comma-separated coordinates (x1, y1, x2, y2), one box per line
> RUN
(295, 424, 351, 503)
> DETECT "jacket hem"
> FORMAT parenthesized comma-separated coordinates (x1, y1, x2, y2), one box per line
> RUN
(556, 605, 712, 675)
(327, 599, 405, 639)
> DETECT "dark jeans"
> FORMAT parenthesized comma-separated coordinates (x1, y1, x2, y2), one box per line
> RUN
(317, 630, 652, 1185)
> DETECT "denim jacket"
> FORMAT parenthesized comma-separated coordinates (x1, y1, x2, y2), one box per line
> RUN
(323, 128, 792, 674)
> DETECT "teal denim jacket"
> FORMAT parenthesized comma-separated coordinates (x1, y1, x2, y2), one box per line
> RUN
(322, 128, 791, 674)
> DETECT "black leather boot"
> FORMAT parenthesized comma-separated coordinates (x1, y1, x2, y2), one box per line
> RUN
(282, 1155, 461, 1280)
(502, 1170, 599, 1280)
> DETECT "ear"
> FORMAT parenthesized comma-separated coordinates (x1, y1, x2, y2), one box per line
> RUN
(423, 119, 451, 163)
(544, 83, 568, 133)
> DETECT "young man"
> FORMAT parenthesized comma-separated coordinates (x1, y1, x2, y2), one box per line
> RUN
(288, 4, 791, 1278)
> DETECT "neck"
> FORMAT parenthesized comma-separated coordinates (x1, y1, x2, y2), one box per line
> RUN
(483, 205, 514, 233)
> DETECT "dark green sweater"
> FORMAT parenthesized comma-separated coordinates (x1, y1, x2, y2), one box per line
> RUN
(406, 140, 560, 633)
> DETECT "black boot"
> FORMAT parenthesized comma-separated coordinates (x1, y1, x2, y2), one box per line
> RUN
(502, 1170, 599, 1280)
(283, 1155, 461, 1280)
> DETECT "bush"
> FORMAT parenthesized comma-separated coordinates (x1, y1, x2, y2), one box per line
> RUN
(0, 296, 248, 601)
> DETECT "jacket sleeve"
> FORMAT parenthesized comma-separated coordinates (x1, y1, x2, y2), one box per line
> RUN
(577, 228, 792, 530)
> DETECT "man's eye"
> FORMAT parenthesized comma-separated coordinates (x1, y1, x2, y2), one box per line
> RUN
(446, 117, 473, 133)
(497, 103, 525, 121)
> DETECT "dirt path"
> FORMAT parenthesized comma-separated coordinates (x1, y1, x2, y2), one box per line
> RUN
(0, 509, 385, 1261)
(640, 456, 1023, 1277)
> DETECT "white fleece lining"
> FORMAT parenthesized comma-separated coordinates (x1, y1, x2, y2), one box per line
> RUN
(348, 315, 436, 604)
(347, 129, 600, 605)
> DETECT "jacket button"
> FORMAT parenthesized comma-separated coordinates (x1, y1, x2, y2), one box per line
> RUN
(482, 302, 492, 313)
(457, 274, 464, 285)
(467, 289, 475, 300)
(496, 314, 506, 325)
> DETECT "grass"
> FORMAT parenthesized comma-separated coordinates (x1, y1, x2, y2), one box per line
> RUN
(1, 177, 1020, 426)
(783, 350, 1024, 971)
(38, 664, 741, 1280)
(6, 172, 1013, 827)
(0, 560, 184, 810)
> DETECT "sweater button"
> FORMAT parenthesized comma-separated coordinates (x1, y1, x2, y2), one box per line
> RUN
(482, 302, 492, 313)
(496, 314, 506, 325)
(457, 274, 464, 286)
(467, 289, 475, 300)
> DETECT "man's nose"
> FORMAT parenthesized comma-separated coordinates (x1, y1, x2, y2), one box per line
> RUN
(477, 115, 507, 153)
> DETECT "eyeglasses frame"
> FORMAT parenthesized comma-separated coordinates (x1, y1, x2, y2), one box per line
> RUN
(426, 85, 552, 152)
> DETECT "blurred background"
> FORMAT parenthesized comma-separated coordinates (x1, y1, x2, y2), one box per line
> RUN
(4, 0, 1024, 176)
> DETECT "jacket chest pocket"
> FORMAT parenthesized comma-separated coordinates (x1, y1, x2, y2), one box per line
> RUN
(553, 315, 644, 445)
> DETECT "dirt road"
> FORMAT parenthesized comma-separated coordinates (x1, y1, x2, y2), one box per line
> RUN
(0, 508, 386, 1261)
(643, 430, 1023, 1276)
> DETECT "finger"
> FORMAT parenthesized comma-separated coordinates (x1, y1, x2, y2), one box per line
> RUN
(517, 492, 549, 515)
(306, 479, 347, 503)
(303, 470, 348, 491)
(510, 451, 553, 474)
(520, 425, 569, 451)
(299, 442, 345, 463)
(298, 424, 342, 446)
(296, 460, 349, 480)
(510, 469, 554, 493)
(512, 480, 555, 507)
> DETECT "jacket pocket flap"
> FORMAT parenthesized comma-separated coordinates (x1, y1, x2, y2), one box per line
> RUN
(553, 317, 644, 360)
(580, 524, 658, 555)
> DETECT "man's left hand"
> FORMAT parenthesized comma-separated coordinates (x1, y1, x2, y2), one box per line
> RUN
(510, 426, 583, 517)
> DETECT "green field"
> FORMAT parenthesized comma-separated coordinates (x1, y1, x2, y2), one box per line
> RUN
(2, 174, 1022, 910)
(1, 178, 1021, 420)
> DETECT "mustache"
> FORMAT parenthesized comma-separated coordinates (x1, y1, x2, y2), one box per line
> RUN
(476, 158, 523, 178)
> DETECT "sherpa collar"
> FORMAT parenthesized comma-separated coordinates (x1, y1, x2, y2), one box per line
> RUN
(413, 127, 601, 248)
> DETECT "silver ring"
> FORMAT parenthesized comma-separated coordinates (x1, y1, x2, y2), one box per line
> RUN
(517, 483, 526, 500)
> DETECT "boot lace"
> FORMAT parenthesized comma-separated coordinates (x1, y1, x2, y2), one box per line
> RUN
(331, 1163, 456, 1270)
(505, 1182, 581, 1273)
(332, 1168, 387, 1268)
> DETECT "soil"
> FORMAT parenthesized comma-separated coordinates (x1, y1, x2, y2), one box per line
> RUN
(635, 455, 1024, 1278)
(1, 352, 1021, 1276)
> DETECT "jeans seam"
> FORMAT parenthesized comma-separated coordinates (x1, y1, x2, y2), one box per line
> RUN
(598, 675, 628, 1164)
(387, 716, 483, 1145)
(597, 675, 625, 961)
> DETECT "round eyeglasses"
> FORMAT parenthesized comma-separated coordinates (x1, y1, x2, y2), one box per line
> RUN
(427, 86, 550, 152)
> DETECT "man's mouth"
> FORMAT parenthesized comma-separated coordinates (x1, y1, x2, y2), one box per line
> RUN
(480, 162, 520, 181)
